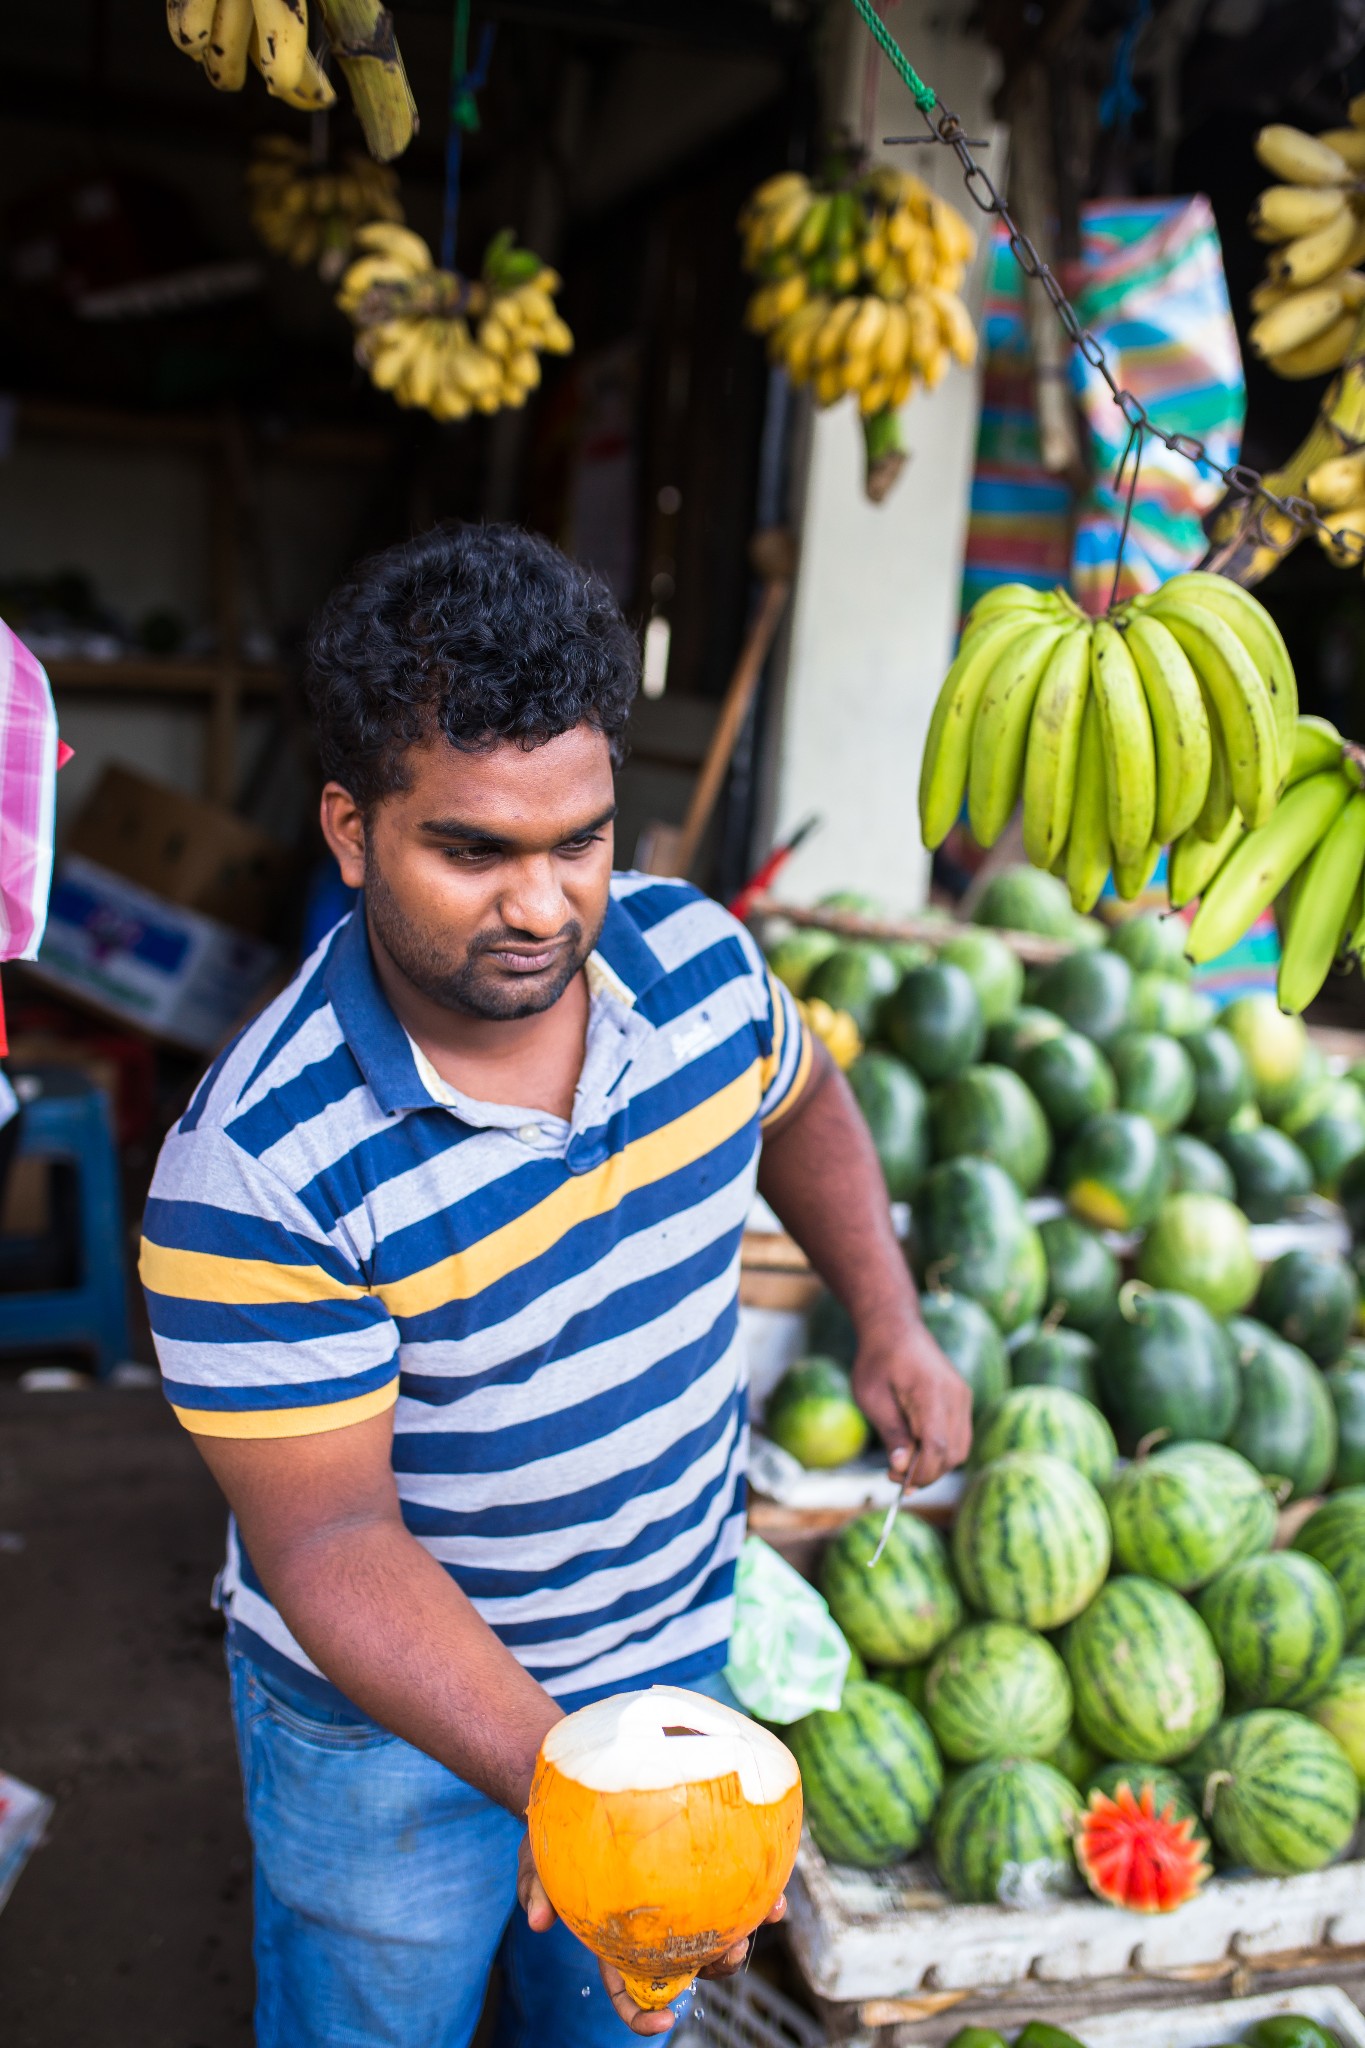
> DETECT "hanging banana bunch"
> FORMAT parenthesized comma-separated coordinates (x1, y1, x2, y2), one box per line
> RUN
(247, 137, 403, 279)
(335, 224, 572, 421)
(737, 163, 977, 503)
(1248, 120, 1365, 380)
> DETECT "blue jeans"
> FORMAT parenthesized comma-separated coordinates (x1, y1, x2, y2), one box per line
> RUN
(228, 1648, 735, 2047)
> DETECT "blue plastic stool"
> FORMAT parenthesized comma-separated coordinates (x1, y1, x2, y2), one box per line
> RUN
(0, 1069, 131, 1377)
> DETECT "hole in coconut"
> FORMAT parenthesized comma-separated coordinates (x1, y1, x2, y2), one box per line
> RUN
(661, 1726, 705, 1738)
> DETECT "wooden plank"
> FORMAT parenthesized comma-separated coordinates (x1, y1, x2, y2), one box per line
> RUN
(746, 896, 1072, 965)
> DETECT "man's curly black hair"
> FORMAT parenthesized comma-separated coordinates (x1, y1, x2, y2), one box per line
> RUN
(305, 522, 640, 808)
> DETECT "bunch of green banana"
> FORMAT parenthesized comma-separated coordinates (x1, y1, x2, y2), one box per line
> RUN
(1178, 715, 1365, 1013)
(918, 571, 1298, 915)
(1248, 118, 1365, 379)
(336, 224, 572, 422)
(166, 0, 335, 108)
(737, 165, 977, 498)
(246, 137, 402, 280)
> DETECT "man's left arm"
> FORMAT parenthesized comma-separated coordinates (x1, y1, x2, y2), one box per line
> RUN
(756, 1042, 972, 1483)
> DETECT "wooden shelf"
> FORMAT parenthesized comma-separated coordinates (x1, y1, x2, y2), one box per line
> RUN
(745, 894, 1073, 966)
(45, 657, 287, 697)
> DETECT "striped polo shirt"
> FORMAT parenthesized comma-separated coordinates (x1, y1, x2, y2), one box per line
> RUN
(140, 874, 812, 1713)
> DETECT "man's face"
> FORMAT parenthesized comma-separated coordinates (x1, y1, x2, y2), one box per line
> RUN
(323, 725, 617, 1021)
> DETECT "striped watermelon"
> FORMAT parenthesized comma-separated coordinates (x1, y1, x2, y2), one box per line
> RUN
(933, 1757, 1082, 1904)
(1065, 1575, 1223, 1762)
(821, 1509, 964, 1666)
(1184, 1709, 1360, 1874)
(1293, 1489, 1365, 1647)
(788, 1679, 944, 1868)
(924, 1621, 1073, 1763)
(953, 1452, 1111, 1630)
(1198, 1552, 1346, 1709)
(1307, 1654, 1365, 1784)
(1226, 1316, 1338, 1502)
(971, 1385, 1118, 1489)
(1104, 1442, 1277, 1592)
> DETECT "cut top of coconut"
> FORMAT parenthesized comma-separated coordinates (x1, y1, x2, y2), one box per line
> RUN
(540, 1685, 800, 1806)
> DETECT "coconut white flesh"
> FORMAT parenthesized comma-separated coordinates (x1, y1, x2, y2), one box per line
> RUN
(541, 1685, 799, 1806)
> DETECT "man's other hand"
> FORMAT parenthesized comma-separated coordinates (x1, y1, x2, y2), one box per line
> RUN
(851, 1315, 972, 1485)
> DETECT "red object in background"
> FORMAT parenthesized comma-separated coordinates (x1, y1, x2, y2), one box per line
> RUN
(728, 815, 821, 922)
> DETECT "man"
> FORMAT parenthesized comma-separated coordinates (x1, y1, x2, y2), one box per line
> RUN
(141, 523, 970, 2048)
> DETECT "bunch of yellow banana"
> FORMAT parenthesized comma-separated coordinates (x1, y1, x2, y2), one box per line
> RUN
(1247, 117, 1365, 378)
(1298, 443, 1365, 567)
(1175, 715, 1365, 1013)
(797, 996, 862, 1070)
(918, 571, 1298, 915)
(166, 0, 335, 108)
(246, 137, 402, 279)
(335, 223, 573, 421)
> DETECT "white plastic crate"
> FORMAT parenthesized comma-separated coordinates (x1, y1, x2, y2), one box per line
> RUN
(678, 1973, 828, 2047)
(1079, 1983, 1365, 2048)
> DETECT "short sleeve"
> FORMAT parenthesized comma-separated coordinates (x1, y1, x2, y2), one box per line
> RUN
(758, 966, 815, 1128)
(139, 1122, 400, 1440)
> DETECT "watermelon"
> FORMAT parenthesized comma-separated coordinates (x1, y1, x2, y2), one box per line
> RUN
(1051, 1725, 1103, 1789)
(1075, 1778, 1212, 1912)
(1085, 1760, 1208, 1838)
(919, 1288, 1011, 1423)
(1134, 1193, 1259, 1318)
(1108, 1030, 1197, 1134)
(1019, 1032, 1117, 1139)
(1185, 1027, 1252, 1134)
(932, 1757, 1082, 1904)
(1185, 1710, 1360, 1874)
(1293, 1489, 1365, 1645)
(924, 1621, 1072, 1763)
(1298, 1100, 1365, 1197)
(804, 945, 900, 1040)
(1128, 975, 1207, 1038)
(952, 1451, 1111, 1630)
(808, 1292, 856, 1367)
(1011, 1327, 1100, 1404)
(847, 1050, 931, 1201)
(1105, 1441, 1277, 1590)
(1061, 1111, 1170, 1231)
(1339, 1151, 1365, 1239)
(1167, 1133, 1237, 1200)
(1108, 914, 1191, 977)
(882, 963, 985, 1083)
(1065, 1575, 1224, 1763)
(765, 927, 840, 996)
(1306, 1654, 1365, 1784)
(972, 1385, 1117, 1489)
(1256, 1248, 1360, 1367)
(1033, 950, 1134, 1045)
(1198, 1552, 1346, 1708)
(788, 1679, 944, 1867)
(1327, 1355, 1365, 1488)
(886, 1661, 926, 1713)
(938, 930, 1025, 1027)
(912, 1157, 1048, 1333)
(821, 1509, 963, 1666)
(973, 867, 1076, 939)
(1094, 1288, 1239, 1451)
(1038, 1217, 1119, 1338)
(765, 1357, 870, 1468)
(929, 1065, 1052, 1195)
(988, 1005, 1067, 1070)
(1217, 1126, 1314, 1223)
(1226, 1317, 1339, 1501)
(1220, 995, 1309, 1119)
(1274, 1040, 1333, 1135)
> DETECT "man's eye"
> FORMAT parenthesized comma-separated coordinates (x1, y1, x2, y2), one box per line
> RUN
(560, 833, 602, 854)
(442, 845, 494, 863)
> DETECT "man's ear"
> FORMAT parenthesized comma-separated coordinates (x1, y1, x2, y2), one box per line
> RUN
(320, 783, 367, 891)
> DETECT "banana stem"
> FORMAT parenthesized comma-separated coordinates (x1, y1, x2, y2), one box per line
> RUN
(313, 0, 418, 162)
(1201, 301, 1365, 586)
(863, 405, 908, 502)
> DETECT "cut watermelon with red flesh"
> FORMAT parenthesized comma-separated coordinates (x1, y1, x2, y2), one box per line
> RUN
(1075, 1783, 1211, 1913)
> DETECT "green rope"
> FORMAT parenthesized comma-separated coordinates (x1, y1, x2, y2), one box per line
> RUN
(847, 0, 937, 115)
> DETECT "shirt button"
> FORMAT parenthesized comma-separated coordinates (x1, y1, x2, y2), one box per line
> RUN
(516, 1124, 542, 1145)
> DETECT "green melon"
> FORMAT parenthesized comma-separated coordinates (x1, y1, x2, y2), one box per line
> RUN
(1218, 1125, 1314, 1223)
(1306, 1654, 1365, 1784)
(821, 1509, 963, 1667)
(1298, 1100, 1365, 1198)
(1094, 1288, 1239, 1451)
(1185, 1709, 1360, 1874)
(1108, 914, 1192, 978)
(807, 1292, 856, 1367)
(1226, 1317, 1339, 1502)
(1273, 1040, 1332, 1136)
(1185, 1027, 1253, 1133)
(1033, 950, 1134, 1045)
(1010, 1327, 1100, 1404)
(1108, 1030, 1198, 1134)
(1256, 1248, 1360, 1367)
(1198, 1552, 1345, 1709)
(929, 1065, 1052, 1195)
(1038, 1216, 1120, 1338)
(924, 1621, 1072, 1763)
(1166, 1132, 1238, 1200)
(1327, 1355, 1365, 1488)
(1105, 1441, 1277, 1591)
(1065, 1575, 1224, 1762)
(938, 930, 1025, 1028)
(847, 1050, 931, 1202)
(972, 1385, 1117, 1488)
(952, 1451, 1111, 1630)
(886, 1661, 926, 1713)
(804, 944, 900, 1040)
(765, 927, 841, 997)
(1135, 1192, 1259, 1318)
(765, 1357, 870, 1469)
(1292, 1489, 1365, 1644)
(987, 1005, 1068, 1070)
(1339, 1151, 1365, 1239)
(933, 1757, 1082, 1903)
(913, 1157, 1049, 1333)
(882, 963, 985, 1083)
(919, 1289, 1011, 1423)
(788, 1679, 944, 1868)
(1128, 973, 1207, 1037)
(1061, 1111, 1170, 1231)
(1220, 995, 1309, 1119)
(973, 868, 1077, 940)
(1019, 1032, 1117, 1140)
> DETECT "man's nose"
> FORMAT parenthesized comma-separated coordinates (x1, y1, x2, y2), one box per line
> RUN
(501, 855, 570, 937)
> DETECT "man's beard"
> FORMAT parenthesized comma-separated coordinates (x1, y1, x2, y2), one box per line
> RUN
(363, 858, 599, 1020)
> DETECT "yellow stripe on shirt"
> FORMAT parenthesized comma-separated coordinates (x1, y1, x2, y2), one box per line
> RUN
(139, 1240, 370, 1309)
(171, 1378, 398, 1439)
